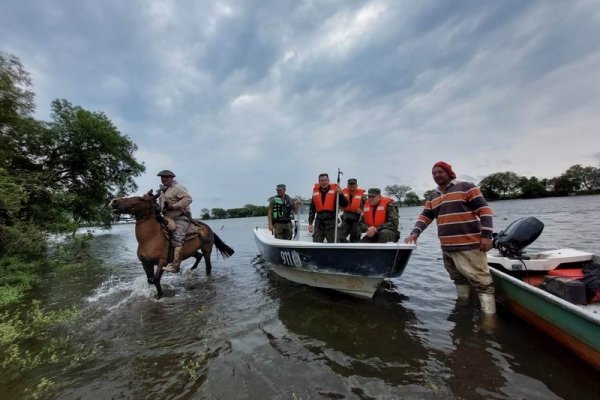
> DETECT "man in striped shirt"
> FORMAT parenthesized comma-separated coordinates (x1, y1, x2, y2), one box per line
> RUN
(404, 161, 496, 314)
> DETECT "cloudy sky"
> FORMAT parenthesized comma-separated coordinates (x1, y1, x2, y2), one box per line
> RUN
(2, 0, 599, 211)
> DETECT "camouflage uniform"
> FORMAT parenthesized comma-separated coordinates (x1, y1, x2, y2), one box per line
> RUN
(338, 187, 366, 243)
(268, 190, 294, 240)
(360, 196, 400, 243)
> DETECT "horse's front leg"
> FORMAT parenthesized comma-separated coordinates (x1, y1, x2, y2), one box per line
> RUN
(142, 261, 154, 284)
(153, 259, 167, 299)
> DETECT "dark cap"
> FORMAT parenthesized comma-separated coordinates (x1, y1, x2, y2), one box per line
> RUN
(157, 170, 176, 177)
(367, 188, 381, 196)
(347, 178, 357, 184)
(276, 184, 286, 190)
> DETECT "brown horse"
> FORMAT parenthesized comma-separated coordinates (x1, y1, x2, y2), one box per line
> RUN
(110, 191, 234, 298)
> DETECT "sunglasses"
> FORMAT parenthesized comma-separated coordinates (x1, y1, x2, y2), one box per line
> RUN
(368, 194, 378, 198)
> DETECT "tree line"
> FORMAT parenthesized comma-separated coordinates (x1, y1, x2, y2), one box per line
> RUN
(204, 164, 600, 220)
(383, 166, 600, 206)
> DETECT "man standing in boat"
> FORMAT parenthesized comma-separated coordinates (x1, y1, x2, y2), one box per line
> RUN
(359, 188, 399, 243)
(157, 170, 193, 273)
(404, 161, 496, 314)
(338, 178, 366, 243)
(268, 184, 298, 240)
(308, 173, 348, 243)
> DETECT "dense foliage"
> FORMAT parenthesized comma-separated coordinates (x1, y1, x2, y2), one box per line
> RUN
(0, 52, 144, 305)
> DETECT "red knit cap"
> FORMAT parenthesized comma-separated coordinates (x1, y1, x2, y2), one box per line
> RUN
(432, 161, 456, 179)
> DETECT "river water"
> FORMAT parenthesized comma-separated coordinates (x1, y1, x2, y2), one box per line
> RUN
(5, 195, 600, 399)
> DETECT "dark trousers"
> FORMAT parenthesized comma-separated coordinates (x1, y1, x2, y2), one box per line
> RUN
(359, 229, 399, 243)
(338, 213, 361, 243)
(313, 217, 337, 243)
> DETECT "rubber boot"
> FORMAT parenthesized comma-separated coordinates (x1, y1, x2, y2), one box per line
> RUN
(163, 246, 184, 273)
(478, 293, 496, 314)
(456, 284, 471, 300)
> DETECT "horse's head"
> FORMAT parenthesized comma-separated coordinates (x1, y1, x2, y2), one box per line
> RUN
(110, 190, 159, 219)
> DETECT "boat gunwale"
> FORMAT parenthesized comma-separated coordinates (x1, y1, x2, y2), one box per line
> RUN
(489, 264, 600, 325)
(253, 227, 416, 251)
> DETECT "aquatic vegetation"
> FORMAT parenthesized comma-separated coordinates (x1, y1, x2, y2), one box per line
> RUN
(24, 377, 55, 400)
(0, 300, 98, 399)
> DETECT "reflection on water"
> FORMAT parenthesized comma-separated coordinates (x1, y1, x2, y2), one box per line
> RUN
(2, 196, 600, 399)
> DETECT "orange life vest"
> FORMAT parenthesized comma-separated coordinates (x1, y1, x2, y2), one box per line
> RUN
(342, 188, 365, 213)
(312, 183, 338, 212)
(363, 197, 394, 227)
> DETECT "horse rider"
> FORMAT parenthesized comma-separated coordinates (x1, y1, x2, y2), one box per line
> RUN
(157, 170, 192, 273)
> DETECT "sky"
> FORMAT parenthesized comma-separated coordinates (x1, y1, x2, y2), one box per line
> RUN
(2, 0, 599, 212)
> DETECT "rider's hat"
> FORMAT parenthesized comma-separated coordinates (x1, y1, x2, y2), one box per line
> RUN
(157, 170, 176, 177)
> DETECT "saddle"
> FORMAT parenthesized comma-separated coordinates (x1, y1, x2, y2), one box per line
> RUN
(159, 216, 206, 241)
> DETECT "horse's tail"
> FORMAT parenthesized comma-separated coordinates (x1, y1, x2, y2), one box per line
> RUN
(213, 232, 235, 258)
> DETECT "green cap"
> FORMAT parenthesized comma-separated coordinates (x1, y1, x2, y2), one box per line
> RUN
(367, 188, 381, 195)
(276, 184, 286, 190)
(347, 178, 357, 184)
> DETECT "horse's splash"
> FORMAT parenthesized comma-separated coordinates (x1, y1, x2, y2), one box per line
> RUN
(86, 276, 159, 307)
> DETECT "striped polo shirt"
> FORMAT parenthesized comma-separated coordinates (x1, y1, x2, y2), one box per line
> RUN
(411, 180, 493, 251)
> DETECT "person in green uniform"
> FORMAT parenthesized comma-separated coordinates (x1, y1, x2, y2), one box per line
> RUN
(268, 184, 298, 240)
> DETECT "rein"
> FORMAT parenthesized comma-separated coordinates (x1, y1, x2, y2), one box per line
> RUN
(131, 199, 161, 225)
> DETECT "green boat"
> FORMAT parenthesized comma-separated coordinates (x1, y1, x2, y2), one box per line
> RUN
(487, 248, 600, 371)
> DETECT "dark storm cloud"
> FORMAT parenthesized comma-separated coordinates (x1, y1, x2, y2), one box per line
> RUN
(2, 0, 599, 208)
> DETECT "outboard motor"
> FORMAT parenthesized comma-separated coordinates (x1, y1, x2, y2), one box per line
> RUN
(492, 217, 544, 257)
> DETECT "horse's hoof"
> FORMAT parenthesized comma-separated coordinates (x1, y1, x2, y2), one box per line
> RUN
(147, 278, 154, 285)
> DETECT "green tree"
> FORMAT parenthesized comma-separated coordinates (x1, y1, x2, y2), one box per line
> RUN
(549, 175, 579, 196)
(478, 171, 521, 200)
(211, 208, 227, 219)
(385, 184, 411, 204)
(403, 191, 422, 207)
(423, 189, 435, 200)
(32, 99, 146, 231)
(0, 52, 35, 164)
(200, 208, 210, 220)
(563, 164, 600, 191)
(517, 176, 547, 199)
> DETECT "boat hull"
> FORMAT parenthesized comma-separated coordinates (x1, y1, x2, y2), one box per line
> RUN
(254, 228, 414, 299)
(489, 265, 600, 371)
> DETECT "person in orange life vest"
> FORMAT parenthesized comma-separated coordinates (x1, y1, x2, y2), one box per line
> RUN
(404, 161, 496, 314)
(359, 188, 399, 243)
(337, 178, 366, 243)
(308, 173, 349, 243)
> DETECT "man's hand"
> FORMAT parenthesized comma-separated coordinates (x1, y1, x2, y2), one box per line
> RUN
(167, 203, 183, 211)
(480, 237, 492, 252)
(366, 226, 377, 238)
(404, 232, 419, 244)
(268, 223, 273, 233)
(308, 224, 313, 233)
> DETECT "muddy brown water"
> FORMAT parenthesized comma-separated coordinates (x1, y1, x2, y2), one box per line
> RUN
(4, 196, 600, 399)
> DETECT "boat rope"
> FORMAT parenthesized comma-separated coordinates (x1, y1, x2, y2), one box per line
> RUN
(386, 243, 402, 281)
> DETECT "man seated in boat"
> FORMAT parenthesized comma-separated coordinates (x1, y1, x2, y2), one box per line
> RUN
(268, 184, 299, 240)
(359, 188, 399, 243)
(338, 178, 366, 243)
(308, 173, 349, 242)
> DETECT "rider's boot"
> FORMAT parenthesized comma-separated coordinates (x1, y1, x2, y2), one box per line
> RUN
(163, 246, 184, 273)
